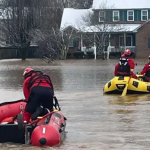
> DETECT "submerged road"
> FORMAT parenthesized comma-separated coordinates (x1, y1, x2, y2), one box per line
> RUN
(0, 58, 150, 150)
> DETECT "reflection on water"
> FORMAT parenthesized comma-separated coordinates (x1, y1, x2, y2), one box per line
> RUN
(0, 59, 150, 149)
(0, 59, 63, 92)
(109, 95, 138, 106)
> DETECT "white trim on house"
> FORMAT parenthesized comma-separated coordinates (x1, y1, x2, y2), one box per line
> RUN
(127, 10, 134, 21)
(141, 10, 148, 21)
(113, 11, 120, 22)
(99, 11, 105, 22)
(119, 35, 133, 46)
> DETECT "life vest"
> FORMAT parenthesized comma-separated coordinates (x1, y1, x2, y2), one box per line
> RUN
(25, 71, 54, 92)
(145, 64, 150, 77)
(117, 57, 130, 74)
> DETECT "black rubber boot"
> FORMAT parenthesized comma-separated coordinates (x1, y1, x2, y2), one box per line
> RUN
(39, 108, 50, 117)
(31, 107, 43, 120)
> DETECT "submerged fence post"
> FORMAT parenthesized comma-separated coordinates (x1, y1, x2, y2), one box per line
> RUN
(107, 34, 111, 59)
(94, 33, 96, 59)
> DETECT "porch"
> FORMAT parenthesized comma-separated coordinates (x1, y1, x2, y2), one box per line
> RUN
(79, 32, 136, 58)
(67, 29, 137, 59)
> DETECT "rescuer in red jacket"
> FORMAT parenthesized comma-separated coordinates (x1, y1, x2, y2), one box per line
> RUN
(23, 68, 54, 123)
(114, 49, 137, 79)
(139, 55, 150, 82)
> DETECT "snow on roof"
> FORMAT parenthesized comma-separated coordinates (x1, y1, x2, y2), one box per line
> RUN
(92, 0, 150, 9)
(80, 24, 141, 33)
(60, 8, 93, 30)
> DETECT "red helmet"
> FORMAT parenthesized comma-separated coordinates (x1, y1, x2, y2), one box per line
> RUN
(124, 49, 131, 55)
(23, 68, 33, 77)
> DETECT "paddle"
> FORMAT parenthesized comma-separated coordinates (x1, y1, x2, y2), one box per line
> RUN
(29, 109, 58, 125)
(121, 62, 137, 96)
(121, 76, 132, 96)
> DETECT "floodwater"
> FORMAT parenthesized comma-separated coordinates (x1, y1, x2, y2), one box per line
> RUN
(0, 58, 150, 150)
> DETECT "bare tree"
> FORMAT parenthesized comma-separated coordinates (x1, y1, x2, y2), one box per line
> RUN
(77, 2, 127, 59)
(1, 0, 41, 60)
(31, 25, 76, 60)
(1, 0, 66, 60)
(67, 0, 93, 9)
(29, 29, 60, 62)
(54, 26, 75, 59)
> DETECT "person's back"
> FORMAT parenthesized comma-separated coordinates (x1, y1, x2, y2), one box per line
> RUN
(117, 55, 130, 76)
(114, 49, 137, 79)
(27, 71, 53, 91)
(22, 68, 54, 123)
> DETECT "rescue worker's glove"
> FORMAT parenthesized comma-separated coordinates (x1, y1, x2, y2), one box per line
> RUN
(130, 69, 134, 76)
(130, 69, 134, 72)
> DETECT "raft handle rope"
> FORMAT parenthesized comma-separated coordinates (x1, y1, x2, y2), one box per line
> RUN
(53, 96, 61, 111)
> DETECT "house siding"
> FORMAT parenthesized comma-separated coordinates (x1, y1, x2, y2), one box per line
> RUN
(120, 10, 123, 21)
(124, 10, 127, 21)
(94, 9, 150, 24)
(93, 11, 100, 24)
(136, 21, 150, 58)
(148, 10, 150, 19)
(106, 10, 112, 22)
(137, 10, 141, 21)
(134, 10, 137, 21)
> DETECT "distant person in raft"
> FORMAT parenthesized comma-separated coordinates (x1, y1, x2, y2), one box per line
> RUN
(138, 55, 150, 82)
(114, 49, 137, 79)
(22, 68, 54, 123)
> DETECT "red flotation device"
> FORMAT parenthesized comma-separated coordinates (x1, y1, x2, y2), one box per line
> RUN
(0, 99, 26, 123)
(30, 110, 66, 147)
(0, 99, 66, 147)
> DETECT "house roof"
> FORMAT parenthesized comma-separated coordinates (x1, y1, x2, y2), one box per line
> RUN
(60, 8, 141, 33)
(133, 19, 150, 32)
(80, 24, 141, 33)
(92, 0, 150, 9)
(60, 8, 93, 30)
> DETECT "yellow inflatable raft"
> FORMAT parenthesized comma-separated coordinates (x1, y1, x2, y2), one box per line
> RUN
(104, 76, 150, 94)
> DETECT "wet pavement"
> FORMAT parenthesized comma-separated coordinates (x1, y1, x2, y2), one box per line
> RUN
(0, 58, 150, 150)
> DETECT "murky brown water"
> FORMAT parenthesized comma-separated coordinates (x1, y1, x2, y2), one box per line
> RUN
(0, 58, 150, 150)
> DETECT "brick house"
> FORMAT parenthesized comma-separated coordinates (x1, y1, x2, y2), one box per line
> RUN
(61, 0, 150, 58)
(134, 21, 150, 57)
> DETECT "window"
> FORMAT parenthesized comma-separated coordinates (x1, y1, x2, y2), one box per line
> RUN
(148, 38, 150, 48)
(127, 10, 134, 21)
(119, 36, 133, 46)
(141, 10, 148, 21)
(69, 38, 74, 47)
(113, 11, 119, 21)
(99, 11, 105, 22)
